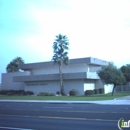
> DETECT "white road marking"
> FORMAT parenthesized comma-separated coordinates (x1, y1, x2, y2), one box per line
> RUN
(43, 106, 72, 109)
(0, 126, 33, 130)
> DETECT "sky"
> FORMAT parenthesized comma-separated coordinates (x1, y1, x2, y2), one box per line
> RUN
(0, 0, 130, 83)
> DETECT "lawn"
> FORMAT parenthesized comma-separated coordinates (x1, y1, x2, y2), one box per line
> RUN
(0, 92, 129, 101)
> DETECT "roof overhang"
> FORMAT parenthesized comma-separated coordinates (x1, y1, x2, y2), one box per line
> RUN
(13, 72, 100, 82)
(18, 57, 109, 70)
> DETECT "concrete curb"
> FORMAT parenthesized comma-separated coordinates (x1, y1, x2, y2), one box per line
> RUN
(0, 100, 130, 105)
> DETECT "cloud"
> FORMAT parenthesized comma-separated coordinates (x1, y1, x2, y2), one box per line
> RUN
(1, 0, 130, 68)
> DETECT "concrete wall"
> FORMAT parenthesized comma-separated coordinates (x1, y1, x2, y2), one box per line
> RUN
(90, 58, 108, 66)
(25, 81, 60, 94)
(86, 72, 100, 79)
(84, 79, 96, 91)
(89, 65, 101, 72)
(95, 80, 104, 89)
(31, 63, 88, 75)
(1, 71, 30, 90)
(24, 79, 84, 95)
(63, 64, 88, 73)
(64, 79, 84, 95)
(31, 66, 58, 75)
(104, 84, 113, 94)
(95, 81, 113, 94)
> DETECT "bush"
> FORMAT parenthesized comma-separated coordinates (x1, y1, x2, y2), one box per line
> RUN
(16, 90, 24, 95)
(94, 89, 99, 94)
(49, 93, 55, 96)
(69, 89, 78, 96)
(99, 88, 104, 94)
(37, 92, 51, 96)
(85, 90, 95, 96)
(7, 90, 15, 95)
(0, 90, 33, 95)
(0, 90, 16, 95)
(24, 91, 34, 95)
(56, 91, 60, 95)
(0, 90, 9, 95)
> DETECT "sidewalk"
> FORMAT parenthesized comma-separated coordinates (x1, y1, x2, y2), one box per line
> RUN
(115, 95, 130, 100)
(0, 95, 130, 105)
(0, 99, 129, 105)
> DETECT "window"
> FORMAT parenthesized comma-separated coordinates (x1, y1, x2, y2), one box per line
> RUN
(84, 83, 95, 91)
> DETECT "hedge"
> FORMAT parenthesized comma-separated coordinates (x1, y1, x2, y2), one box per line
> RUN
(99, 88, 104, 94)
(85, 90, 95, 96)
(0, 90, 33, 95)
(69, 89, 78, 96)
(37, 92, 55, 96)
(94, 89, 99, 94)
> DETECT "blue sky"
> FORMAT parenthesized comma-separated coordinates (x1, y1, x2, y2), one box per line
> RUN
(0, 0, 130, 83)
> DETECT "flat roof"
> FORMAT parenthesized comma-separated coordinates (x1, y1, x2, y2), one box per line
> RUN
(18, 57, 109, 70)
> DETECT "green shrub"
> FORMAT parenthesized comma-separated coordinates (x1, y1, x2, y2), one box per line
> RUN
(0, 90, 33, 95)
(99, 88, 104, 94)
(56, 91, 60, 95)
(49, 93, 55, 96)
(94, 89, 99, 94)
(23, 91, 27, 95)
(37, 92, 55, 96)
(7, 90, 24, 95)
(25, 91, 34, 95)
(7, 90, 15, 95)
(15, 90, 24, 95)
(85, 90, 95, 96)
(37, 92, 50, 96)
(0, 90, 11, 95)
(0, 90, 9, 95)
(69, 89, 78, 96)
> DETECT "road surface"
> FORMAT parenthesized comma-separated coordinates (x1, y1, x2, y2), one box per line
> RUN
(0, 102, 129, 130)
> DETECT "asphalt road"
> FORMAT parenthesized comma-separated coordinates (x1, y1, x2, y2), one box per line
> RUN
(0, 102, 130, 130)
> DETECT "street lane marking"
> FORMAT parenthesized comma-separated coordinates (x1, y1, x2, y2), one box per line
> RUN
(63, 110, 106, 113)
(63, 110, 130, 114)
(0, 114, 117, 122)
(0, 126, 33, 130)
(42, 107, 72, 108)
(39, 116, 87, 120)
(0, 108, 129, 114)
(38, 116, 117, 122)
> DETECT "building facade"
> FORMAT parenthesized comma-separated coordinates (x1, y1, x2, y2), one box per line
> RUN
(1, 57, 111, 95)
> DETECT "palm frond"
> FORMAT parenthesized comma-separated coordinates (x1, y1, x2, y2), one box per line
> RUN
(52, 34, 69, 65)
(6, 57, 24, 72)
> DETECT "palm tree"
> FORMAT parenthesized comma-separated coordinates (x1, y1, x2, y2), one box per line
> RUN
(6, 57, 24, 72)
(52, 34, 69, 96)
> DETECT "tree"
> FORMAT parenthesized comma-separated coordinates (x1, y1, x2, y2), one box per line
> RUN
(6, 57, 24, 72)
(120, 64, 130, 83)
(98, 63, 125, 96)
(52, 34, 69, 96)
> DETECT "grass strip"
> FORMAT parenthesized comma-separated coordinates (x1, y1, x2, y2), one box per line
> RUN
(0, 92, 129, 101)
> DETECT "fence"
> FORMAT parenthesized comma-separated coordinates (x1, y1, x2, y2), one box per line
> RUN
(115, 85, 130, 92)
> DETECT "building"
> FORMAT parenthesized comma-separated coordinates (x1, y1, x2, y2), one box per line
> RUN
(1, 57, 111, 95)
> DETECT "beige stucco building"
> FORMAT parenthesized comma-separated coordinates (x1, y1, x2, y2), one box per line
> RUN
(1, 57, 112, 95)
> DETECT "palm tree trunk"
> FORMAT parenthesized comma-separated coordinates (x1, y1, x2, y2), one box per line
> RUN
(59, 61, 65, 96)
(112, 84, 116, 96)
